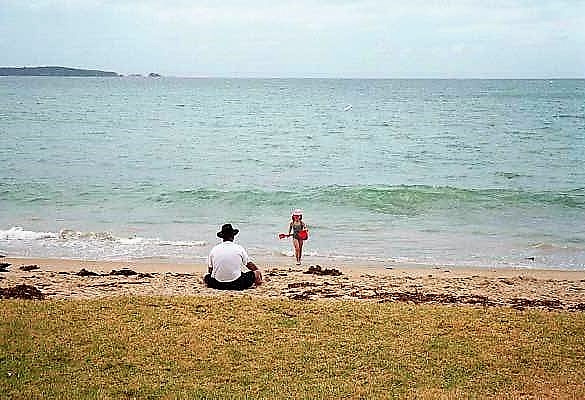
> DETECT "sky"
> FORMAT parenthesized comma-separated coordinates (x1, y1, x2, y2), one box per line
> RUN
(1, 0, 584, 78)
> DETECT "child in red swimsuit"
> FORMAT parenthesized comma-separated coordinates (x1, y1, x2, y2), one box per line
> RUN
(288, 209, 308, 265)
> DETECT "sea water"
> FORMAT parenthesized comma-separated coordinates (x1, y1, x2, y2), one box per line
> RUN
(1, 77, 584, 269)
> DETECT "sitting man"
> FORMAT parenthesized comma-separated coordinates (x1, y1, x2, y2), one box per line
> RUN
(204, 223, 263, 290)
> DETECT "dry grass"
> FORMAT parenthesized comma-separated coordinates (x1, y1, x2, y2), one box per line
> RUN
(1, 296, 584, 399)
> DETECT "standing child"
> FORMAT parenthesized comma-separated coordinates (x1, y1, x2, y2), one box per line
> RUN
(288, 209, 308, 265)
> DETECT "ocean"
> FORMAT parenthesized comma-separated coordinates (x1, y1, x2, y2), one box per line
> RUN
(1, 77, 584, 270)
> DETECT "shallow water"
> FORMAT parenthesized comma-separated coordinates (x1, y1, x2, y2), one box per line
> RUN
(1, 77, 584, 269)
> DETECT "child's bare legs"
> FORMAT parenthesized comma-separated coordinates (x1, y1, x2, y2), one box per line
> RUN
(293, 238, 303, 265)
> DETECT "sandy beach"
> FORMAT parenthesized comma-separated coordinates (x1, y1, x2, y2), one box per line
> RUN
(1, 256, 584, 311)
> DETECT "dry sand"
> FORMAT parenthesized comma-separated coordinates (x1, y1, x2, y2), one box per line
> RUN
(1, 256, 585, 310)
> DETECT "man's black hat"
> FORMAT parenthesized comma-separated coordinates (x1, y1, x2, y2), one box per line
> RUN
(217, 223, 239, 238)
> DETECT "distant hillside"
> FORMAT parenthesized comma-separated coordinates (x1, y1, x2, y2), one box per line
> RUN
(0, 66, 120, 77)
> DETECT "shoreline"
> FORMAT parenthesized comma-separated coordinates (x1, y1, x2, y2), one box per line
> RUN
(2, 254, 585, 277)
(2, 256, 585, 310)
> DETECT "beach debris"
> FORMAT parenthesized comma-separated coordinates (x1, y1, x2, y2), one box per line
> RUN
(19, 264, 39, 271)
(89, 281, 148, 288)
(525, 257, 536, 261)
(0, 263, 11, 272)
(267, 268, 289, 277)
(304, 265, 342, 276)
(0, 284, 45, 300)
(168, 272, 194, 278)
(110, 268, 138, 276)
(290, 290, 318, 300)
(88, 282, 120, 288)
(331, 290, 571, 311)
(371, 292, 499, 307)
(288, 281, 318, 289)
(288, 286, 343, 300)
(509, 298, 563, 310)
(569, 303, 585, 311)
(77, 268, 102, 277)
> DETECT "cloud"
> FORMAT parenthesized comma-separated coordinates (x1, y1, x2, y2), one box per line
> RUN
(1, 0, 583, 77)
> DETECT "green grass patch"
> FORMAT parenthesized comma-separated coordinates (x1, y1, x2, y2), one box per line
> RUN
(1, 297, 584, 399)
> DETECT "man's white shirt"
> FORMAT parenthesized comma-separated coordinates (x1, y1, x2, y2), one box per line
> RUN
(208, 241, 250, 282)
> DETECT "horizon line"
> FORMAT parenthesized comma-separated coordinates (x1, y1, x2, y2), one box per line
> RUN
(2, 66, 583, 80)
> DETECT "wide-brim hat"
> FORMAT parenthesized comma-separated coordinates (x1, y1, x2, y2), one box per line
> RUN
(217, 223, 239, 238)
(292, 208, 303, 216)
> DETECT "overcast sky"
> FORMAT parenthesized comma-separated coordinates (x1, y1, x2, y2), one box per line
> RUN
(1, 0, 583, 78)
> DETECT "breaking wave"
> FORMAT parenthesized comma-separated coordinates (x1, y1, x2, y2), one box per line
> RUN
(0, 227, 207, 247)
(148, 185, 585, 215)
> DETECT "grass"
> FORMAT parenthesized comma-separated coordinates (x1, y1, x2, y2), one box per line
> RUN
(1, 296, 584, 399)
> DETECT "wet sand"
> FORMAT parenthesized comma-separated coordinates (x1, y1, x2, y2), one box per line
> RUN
(1, 257, 585, 310)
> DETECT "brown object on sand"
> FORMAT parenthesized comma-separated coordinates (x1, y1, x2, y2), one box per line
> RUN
(20, 264, 40, 271)
(304, 265, 342, 276)
(110, 268, 138, 276)
(288, 281, 318, 289)
(0, 284, 45, 300)
(77, 268, 101, 277)
(0, 263, 11, 272)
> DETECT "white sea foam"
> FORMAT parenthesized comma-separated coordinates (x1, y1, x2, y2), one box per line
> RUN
(59, 229, 115, 241)
(1, 227, 207, 248)
(158, 240, 207, 247)
(0, 226, 58, 240)
(278, 249, 294, 257)
(529, 242, 584, 252)
(0, 226, 212, 262)
(117, 237, 146, 245)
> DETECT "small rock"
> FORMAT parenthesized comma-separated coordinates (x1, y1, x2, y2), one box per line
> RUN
(0, 263, 11, 272)
(77, 268, 101, 277)
(19, 264, 39, 271)
(110, 268, 138, 276)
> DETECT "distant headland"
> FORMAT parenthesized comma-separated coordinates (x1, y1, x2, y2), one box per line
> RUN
(0, 66, 163, 78)
(0, 66, 121, 77)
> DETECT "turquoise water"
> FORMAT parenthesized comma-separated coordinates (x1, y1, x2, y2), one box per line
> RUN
(1, 77, 584, 269)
